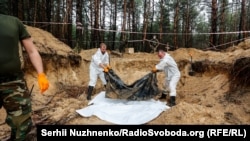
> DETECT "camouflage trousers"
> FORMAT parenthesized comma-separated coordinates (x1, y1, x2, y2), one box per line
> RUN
(0, 72, 32, 141)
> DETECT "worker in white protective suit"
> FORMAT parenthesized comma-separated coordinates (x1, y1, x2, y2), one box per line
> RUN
(87, 43, 110, 100)
(152, 47, 181, 106)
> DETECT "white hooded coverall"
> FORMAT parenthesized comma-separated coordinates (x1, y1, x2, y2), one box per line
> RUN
(155, 53, 181, 97)
(88, 48, 109, 87)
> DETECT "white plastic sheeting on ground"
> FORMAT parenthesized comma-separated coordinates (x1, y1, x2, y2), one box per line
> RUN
(76, 91, 169, 125)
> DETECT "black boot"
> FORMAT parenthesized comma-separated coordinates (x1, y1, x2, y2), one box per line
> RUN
(87, 86, 94, 100)
(159, 89, 168, 99)
(169, 96, 176, 107)
(159, 93, 167, 99)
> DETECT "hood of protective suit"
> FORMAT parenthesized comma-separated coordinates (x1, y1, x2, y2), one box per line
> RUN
(0, 0, 9, 15)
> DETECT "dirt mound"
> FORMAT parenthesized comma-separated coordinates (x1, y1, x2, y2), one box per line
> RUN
(0, 26, 250, 139)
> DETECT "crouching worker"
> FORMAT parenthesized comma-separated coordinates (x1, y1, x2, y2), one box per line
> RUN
(87, 43, 110, 100)
(0, 0, 49, 140)
(152, 47, 181, 107)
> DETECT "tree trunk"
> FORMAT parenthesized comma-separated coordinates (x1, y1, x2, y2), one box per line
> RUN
(209, 0, 218, 48)
(238, 0, 246, 43)
(173, 0, 179, 49)
(120, 0, 127, 53)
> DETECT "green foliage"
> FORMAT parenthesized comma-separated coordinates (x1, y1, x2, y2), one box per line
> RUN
(8, 0, 249, 51)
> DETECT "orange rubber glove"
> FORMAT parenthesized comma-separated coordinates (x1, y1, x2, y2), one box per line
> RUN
(107, 64, 111, 69)
(152, 66, 157, 73)
(38, 73, 49, 94)
(103, 67, 109, 73)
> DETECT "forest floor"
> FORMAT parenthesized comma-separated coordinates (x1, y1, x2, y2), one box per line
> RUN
(0, 26, 250, 140)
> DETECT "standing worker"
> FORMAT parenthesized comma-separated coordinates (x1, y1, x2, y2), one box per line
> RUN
(0, 0, 49, 140)
(86, 43, 110, 100)
(152, 47, 180, 107)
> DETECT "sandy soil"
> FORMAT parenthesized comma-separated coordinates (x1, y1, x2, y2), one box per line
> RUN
(0, 26, 250, 139)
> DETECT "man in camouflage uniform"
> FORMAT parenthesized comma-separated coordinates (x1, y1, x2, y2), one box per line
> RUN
(0, 0, 49, 140)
